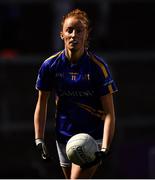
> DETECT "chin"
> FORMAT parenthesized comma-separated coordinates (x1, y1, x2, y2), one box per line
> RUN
(66, 44, 82, 52)
(69, 46, 79, 51)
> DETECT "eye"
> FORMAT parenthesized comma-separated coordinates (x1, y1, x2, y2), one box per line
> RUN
(66, 27, 73, 34)
(76, 29, 82, 33)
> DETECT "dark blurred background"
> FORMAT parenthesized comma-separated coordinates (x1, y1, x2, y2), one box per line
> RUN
(0, 0, 155, 178)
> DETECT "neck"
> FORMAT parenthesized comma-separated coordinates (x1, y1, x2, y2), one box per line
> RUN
(65, 48, 84, 64)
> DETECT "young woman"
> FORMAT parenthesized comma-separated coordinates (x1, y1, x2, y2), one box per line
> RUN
(34, 9, 118, 179)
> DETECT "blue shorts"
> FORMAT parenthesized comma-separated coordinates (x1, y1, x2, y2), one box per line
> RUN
(56, 139, 102, 167)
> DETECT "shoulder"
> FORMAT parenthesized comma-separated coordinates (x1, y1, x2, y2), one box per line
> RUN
(41, 50, 64, 68)
(87, 51, 110, 76)
(87, 51, 107, 66)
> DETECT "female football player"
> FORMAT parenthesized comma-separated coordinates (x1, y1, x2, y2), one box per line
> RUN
(34, 9, 118, 179)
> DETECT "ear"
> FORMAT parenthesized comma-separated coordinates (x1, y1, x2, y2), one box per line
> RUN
(60, 32, 64, 40)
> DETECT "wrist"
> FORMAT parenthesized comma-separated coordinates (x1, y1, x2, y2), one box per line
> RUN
(35, 138, 44, 145)
(101, 147, 109, 154)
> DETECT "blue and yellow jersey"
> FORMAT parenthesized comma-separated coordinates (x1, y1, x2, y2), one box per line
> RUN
(36, 50, 118, 143)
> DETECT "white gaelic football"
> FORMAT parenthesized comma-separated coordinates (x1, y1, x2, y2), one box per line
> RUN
(66, 133, 99, 166)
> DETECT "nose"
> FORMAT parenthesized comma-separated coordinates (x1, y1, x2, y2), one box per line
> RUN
(71, 30, 76, 37)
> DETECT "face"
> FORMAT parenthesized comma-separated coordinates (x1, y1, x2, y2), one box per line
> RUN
(60, 17, 88, 52)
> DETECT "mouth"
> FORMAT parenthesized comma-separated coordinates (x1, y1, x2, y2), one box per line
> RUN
(70, 40, 78, 45)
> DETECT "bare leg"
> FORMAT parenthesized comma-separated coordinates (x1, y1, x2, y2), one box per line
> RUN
(70, 163, 99, 179)
(61, 166, 71, 179)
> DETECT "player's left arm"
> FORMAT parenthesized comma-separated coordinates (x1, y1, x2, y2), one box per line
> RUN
(80, 93, 116, 169)
(100, 93, 115, 152)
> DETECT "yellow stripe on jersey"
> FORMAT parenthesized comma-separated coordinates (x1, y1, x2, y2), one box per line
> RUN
(89, 53, 108, 78)
(89, 53, 114, 93)
(46, 50, 63, 61)
(76, 102, 105, 118)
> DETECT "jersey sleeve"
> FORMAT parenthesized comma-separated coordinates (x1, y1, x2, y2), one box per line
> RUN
(35, 60, 53, 91)
(93, 57, 118, 96)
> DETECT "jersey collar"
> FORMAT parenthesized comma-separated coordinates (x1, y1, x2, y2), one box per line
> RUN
(62, 49, 88, 66)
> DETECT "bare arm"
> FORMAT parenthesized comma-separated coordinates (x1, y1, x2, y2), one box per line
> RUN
(100, 93, 116, 150)
(34, 90, 50, 139)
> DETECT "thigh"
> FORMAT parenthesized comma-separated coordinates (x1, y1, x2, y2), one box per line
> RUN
(56, 140, 71, 167)
(70, 139, 102, 179)
(70, 163, 99, 179)
(56, 141, 71, 178)
(61, 166, 71, 179)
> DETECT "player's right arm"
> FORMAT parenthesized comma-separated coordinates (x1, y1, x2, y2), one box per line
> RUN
(34, 90, 50, 139)
(34, 54, 58, 160)
(34, 90, 51, 161)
